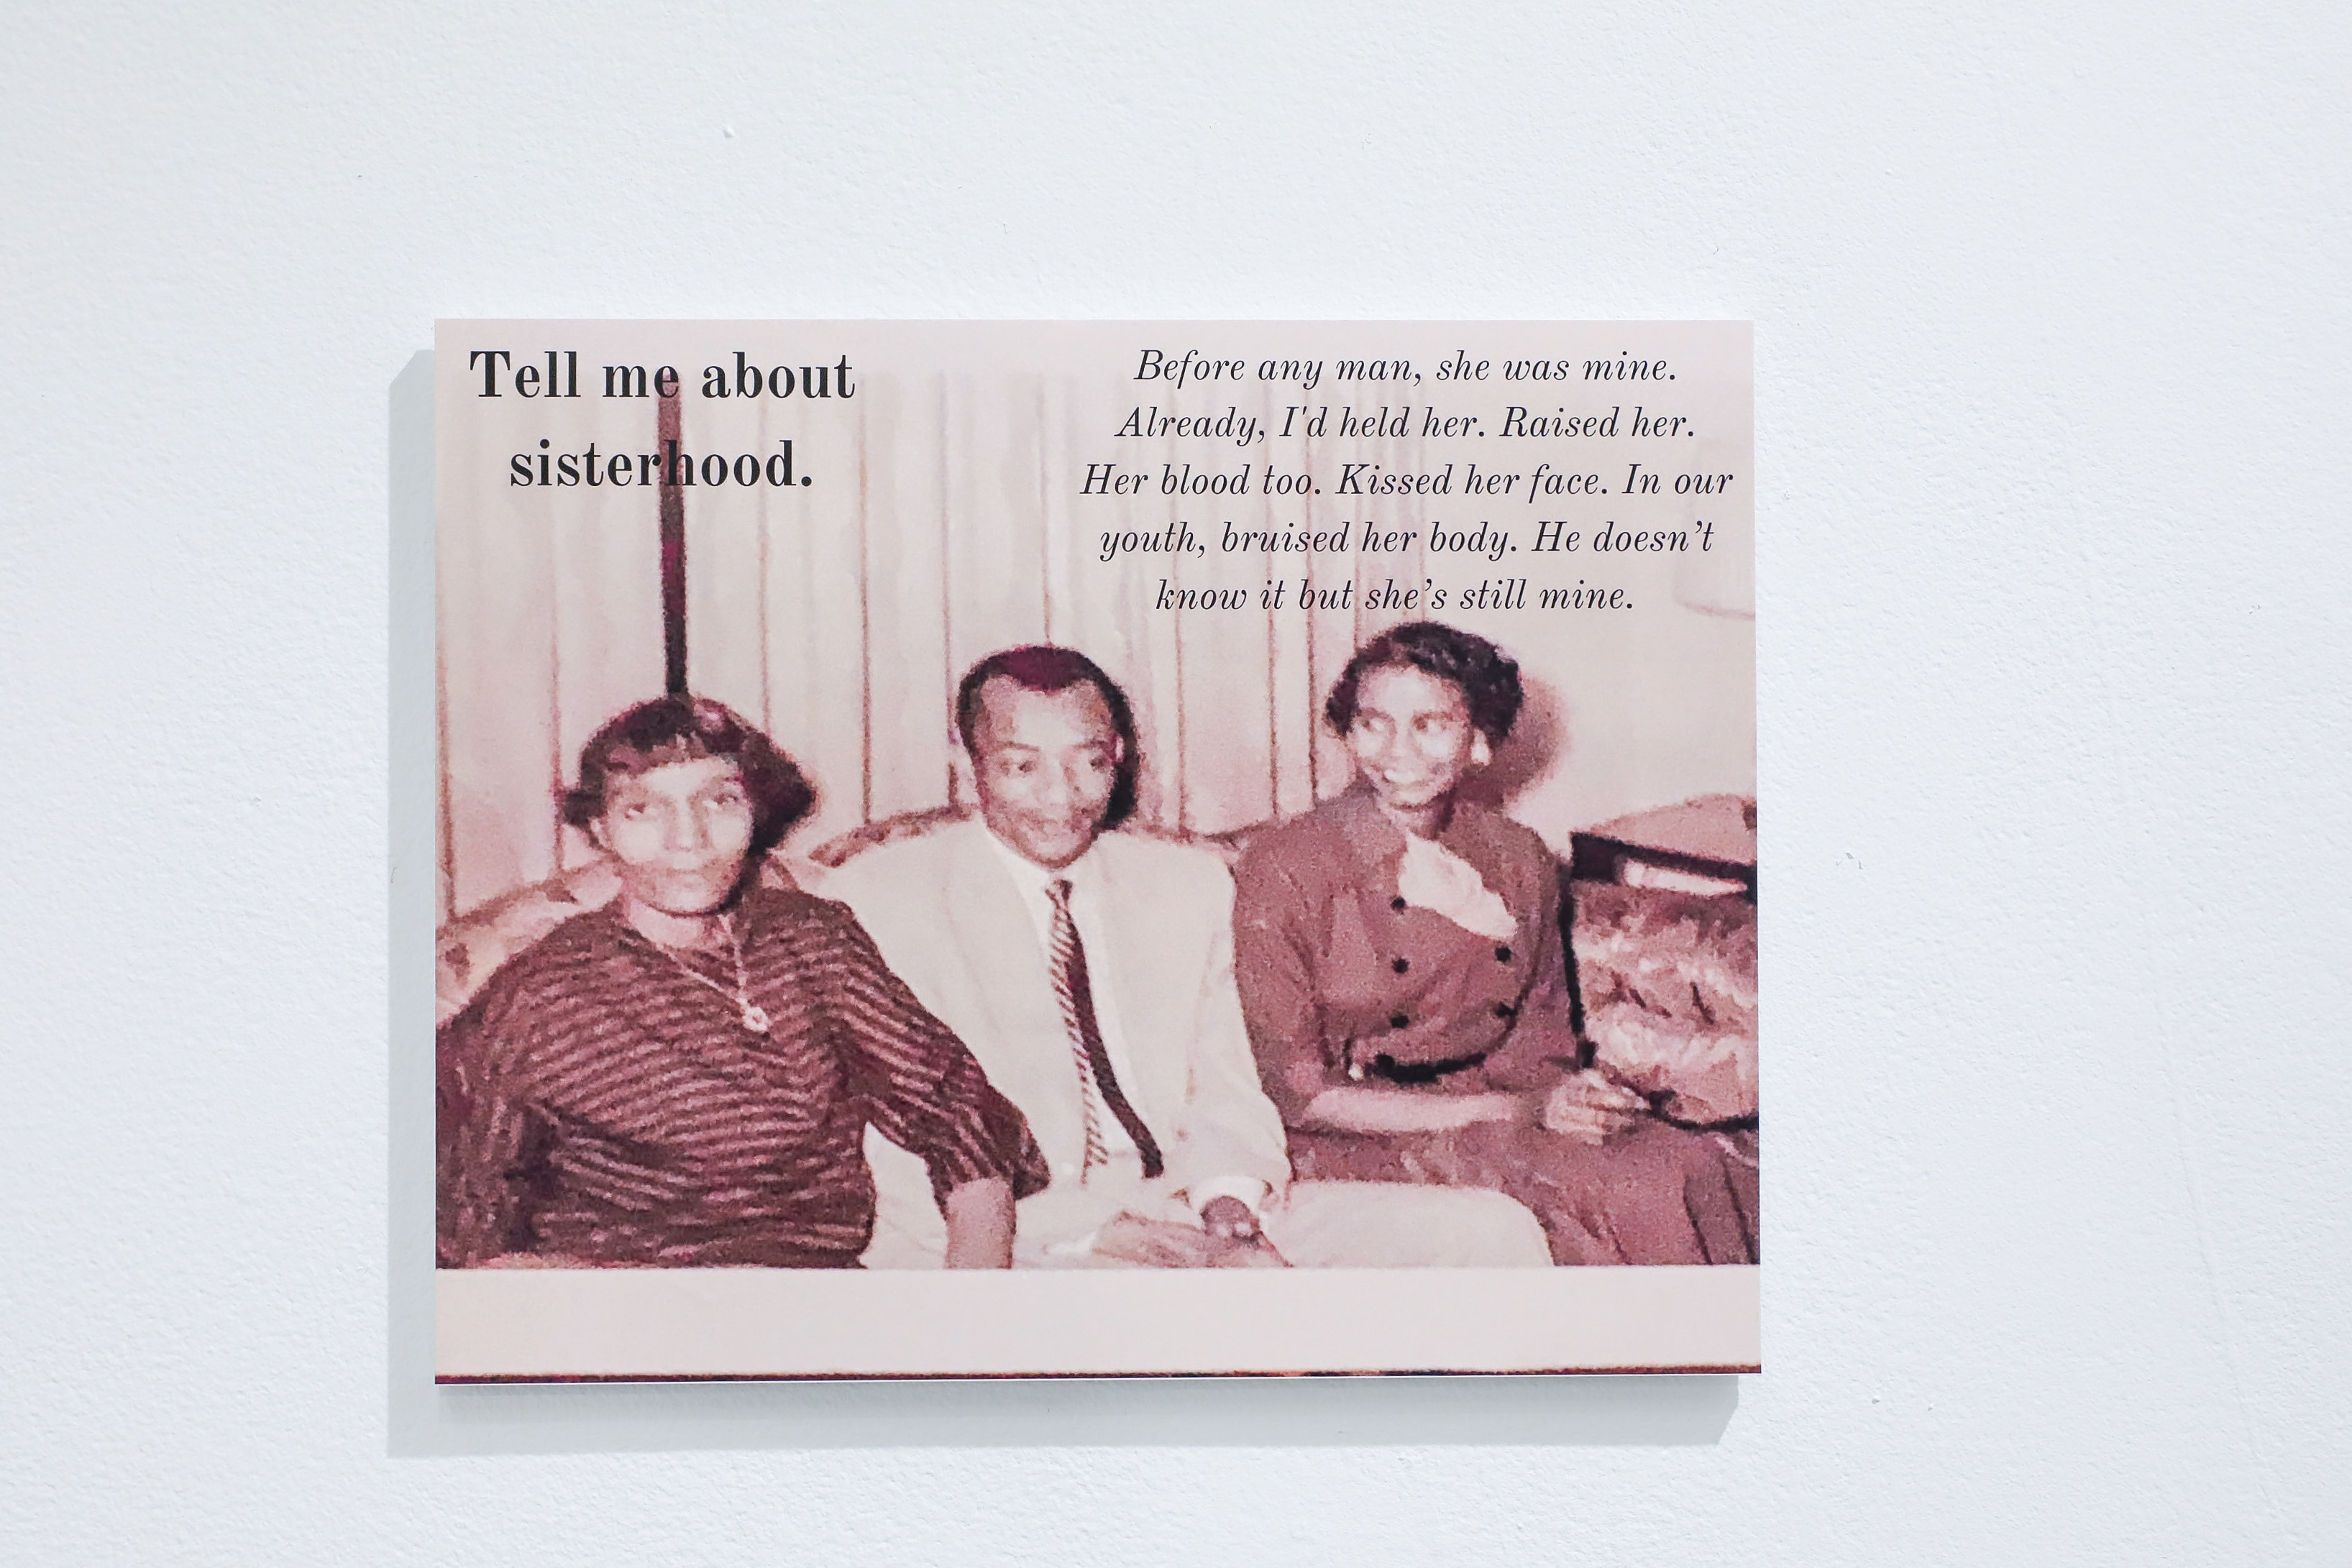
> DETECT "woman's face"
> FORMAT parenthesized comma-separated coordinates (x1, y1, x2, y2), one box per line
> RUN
(1342, 664, 1491, 815)
(593, 756, 756, 916)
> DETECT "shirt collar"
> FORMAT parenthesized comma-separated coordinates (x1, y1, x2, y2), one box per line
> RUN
(979, 822, 1104, 897)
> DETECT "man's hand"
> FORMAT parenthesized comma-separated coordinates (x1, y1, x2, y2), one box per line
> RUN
(1198, 1197, 1289, 1265)
(1198, 1196, 1262, 1243)
(1539, 1069, 1649, 1145)
(1094, 1211, 1289, 1268)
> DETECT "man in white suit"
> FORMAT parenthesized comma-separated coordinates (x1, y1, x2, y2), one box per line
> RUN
(822, 646, 1550, 1268)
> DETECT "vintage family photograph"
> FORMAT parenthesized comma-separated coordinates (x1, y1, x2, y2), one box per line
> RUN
(431, 319, 1757, 1377)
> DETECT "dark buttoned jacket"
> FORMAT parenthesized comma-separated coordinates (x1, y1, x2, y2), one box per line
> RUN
(1231, 788, 1583, 1124)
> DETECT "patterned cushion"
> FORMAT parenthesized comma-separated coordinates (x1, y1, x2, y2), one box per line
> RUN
(1570, 882, 1758, 1125)
(804, 807, 971, 869)
(808, 807, 1251, 869)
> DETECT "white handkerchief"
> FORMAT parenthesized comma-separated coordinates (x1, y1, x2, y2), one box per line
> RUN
(1396, 834, 1518, 942)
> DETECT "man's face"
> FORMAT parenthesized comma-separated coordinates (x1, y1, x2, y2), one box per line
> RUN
(592, 755, 756, 916)
(968, 677, 1124, 869)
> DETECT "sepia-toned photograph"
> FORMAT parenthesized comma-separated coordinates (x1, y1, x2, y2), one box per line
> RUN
(431, 319, 1757, 1377)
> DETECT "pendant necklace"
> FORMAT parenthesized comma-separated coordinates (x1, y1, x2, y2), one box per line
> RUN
(646, 913, 771, 1033)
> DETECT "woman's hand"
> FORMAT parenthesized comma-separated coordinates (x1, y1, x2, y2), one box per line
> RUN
(1539, 1070, 1650, 1145)
(941, 1175, 1016, 1268)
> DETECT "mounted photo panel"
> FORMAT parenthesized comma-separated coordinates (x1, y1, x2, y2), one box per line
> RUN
(431, 321, 1757, 1380)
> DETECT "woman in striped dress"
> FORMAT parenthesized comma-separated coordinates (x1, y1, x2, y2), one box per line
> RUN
(437, 696, 1040, 1269)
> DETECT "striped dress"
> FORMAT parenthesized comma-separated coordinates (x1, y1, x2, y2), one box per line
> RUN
(437, 884, 1042, 1267)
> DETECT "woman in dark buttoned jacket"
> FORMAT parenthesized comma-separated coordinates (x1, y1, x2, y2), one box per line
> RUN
(1232, 622, 1753, 1265)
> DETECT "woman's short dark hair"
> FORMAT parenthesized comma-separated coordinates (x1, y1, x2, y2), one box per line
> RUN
(954, 645, 1141, 830)
(1323, 621, 1524, 747)
(559, 695, 815, 855)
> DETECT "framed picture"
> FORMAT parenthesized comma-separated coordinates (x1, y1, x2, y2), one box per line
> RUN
(431, 319, 1757, 1379)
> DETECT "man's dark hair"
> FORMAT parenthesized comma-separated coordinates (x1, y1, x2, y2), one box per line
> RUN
(954, 646, 1141, 830)
(559, 694, 815, 855)
(1323, 620, 1524, 747)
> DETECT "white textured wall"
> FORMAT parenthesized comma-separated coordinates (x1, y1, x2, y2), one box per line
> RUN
(4, 3, 2346, 1563)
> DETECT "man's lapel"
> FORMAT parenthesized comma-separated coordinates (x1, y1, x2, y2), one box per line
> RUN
(938, 821, 1066, 1093)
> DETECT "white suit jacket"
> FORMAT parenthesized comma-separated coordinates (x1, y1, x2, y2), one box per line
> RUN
(819, 820, 1291, 1214)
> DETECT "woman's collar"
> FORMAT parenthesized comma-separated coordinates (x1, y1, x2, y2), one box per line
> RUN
(1329, 782, 1486, 863)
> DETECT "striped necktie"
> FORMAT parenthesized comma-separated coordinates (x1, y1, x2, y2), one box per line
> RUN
(1045, 878, 1164, 1180)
